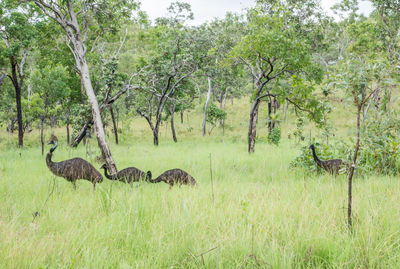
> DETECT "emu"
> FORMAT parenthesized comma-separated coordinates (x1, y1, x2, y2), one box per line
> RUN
(100, 164, 151, 183)
(147, 169, 197, 188)
(309, 144, 347, 175)
(46, 136, 103, 189)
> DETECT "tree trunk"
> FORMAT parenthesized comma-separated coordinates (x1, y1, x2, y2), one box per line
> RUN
(268, 101, 272, 133)
(202, 77, 212, 136)
(80, 61, 118, 175)
(170, 102, 177, 143)
(10, 57, 24, 147)
(116, 108, 119, 130)
(283, 100, 289, 122)
(80, 75, 85, 104)
(50, 115, 55, 128)
(40, 117, 45, 155)
(7, 119, 16, 134)
(180, 110, 184, 124)
(248, 99, 260, 153)
(347, 105, 362, 229)
(219, 92, 225, 126)
(110, 104, 118, 144)
(0, 74, 6, 87)
(153, 128, 159, 146)
(66, 113, 70, 145)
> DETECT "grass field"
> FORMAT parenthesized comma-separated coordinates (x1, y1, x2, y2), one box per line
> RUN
(1, 98, 400, 268)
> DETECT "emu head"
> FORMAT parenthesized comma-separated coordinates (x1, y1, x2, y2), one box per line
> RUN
(146, 171, 152, 181)
(47, 136, 58, 153)
(47, 134, 58, 145)
(100, 164, 108, 170)
(309, 144, 315, 150)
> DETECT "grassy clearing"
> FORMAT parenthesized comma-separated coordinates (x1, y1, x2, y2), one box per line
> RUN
(1, 98, 400, 268)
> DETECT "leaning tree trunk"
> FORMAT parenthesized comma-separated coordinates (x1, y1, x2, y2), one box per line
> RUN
(347, 104, 362, 229)
(10, 57, 24, 147)
(170, 102, 177, 143)
(109, 104, 118, 144)
(248, 99, 261, 153)
(31, 0, 118, 175)
(202, 77, 212, 136)
(80, 61, 118, 175)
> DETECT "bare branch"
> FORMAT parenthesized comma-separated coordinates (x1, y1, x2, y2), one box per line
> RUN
(31, 0, 69, 28)
(136, 109, 155, 131)
(238, 56, 257, 79)
(114, 28, 128, 58)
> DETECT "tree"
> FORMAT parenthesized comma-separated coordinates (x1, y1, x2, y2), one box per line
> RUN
(133, 2, 201, 145)
(201, 14, 246, 136)
(370, 0, 400, 111)
(29, 65, 70, 154)
(0, 1, 37, 146)
(230, 2, 325, 153)
(331, 10, 391, 228)
(29, 0, 139, 175)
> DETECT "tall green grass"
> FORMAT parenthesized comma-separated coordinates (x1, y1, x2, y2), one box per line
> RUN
(1, 98, 399, 268)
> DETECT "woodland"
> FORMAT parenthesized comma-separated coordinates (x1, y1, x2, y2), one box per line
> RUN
(0, 0, 400, 268)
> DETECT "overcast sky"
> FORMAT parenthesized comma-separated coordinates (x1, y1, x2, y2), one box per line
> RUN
(140, 0, 374, 25)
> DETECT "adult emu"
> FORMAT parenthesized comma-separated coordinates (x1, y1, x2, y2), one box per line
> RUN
(147, 169, 197, 188)
(46, 136, 103, 189)
(100, 164, 151, 183)
(309, 144, 346, 175)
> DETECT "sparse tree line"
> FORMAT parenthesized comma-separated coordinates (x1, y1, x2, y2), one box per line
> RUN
(0, 0, 399, 186)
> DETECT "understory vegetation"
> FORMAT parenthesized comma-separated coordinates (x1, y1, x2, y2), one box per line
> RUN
(1, 99, 400, 268)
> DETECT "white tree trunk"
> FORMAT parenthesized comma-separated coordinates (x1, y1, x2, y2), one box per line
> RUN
(202, 77, 212, 136)
(80, 62, 118, 175)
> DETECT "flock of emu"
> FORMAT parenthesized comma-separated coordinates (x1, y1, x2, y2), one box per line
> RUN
(45, 134, 346, 189)
(46, 135, 197, 190)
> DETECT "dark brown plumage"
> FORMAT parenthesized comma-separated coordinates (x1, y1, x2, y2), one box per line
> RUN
(46, 139, 103, 189)
(309, 144, 347, 175)
(148, 169, 197, 187)
(100, 164, 151, 183)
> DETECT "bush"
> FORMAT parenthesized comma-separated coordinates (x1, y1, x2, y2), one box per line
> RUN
(268, 127, 281, 145)
(291, 114, 400, 176)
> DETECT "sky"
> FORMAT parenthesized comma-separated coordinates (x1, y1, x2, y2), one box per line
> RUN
(140, 0, 374, 25)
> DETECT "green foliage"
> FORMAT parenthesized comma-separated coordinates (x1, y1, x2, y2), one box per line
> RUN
(357, 115, 400, 175)
(292, 114, 400, 176)
(290, 142, 349, 174)
(206, 102, 226, 134)
(206, 103, 226, 125)
(0, 7, 37, 57)
(267, 127, 281, 146)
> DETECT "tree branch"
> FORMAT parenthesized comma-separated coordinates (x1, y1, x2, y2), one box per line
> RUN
(286, 97, 315, 117)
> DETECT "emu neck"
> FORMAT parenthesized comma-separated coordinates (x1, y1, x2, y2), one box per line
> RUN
(50, 143, 57, 153)
(102, 167, 114, 180)
(311, 147, 323, 166)
(46, 152, 53, 168)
